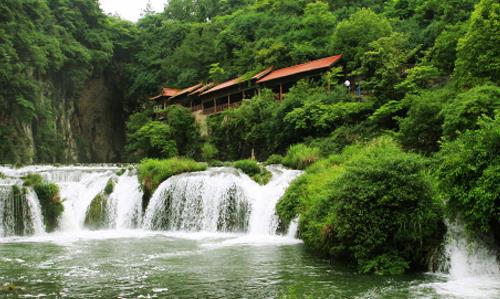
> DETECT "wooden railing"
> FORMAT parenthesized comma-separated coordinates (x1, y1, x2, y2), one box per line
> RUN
(202, 102, 242, 115)
(191, 104, 202, 112)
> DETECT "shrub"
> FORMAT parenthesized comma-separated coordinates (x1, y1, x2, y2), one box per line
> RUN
(233, 159, 272, 185)
(442, 84, 500, 140)
(23, 174, 64, 232)
(278, 137, 445, 274)
(398, 91, 445, 154)
(233, 159, 261, 176)
(435, 113, 500, 245)
(265, 154, 283, 165)
(201, 142, 218, 161)
(282, 144, 320, 169)
(137, 158, 208, 209)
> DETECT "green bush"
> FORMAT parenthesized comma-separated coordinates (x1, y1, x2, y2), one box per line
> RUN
(282, 144, 320, 170)
(265, 154, 283, 165)
(137, 158, 208, 208)
(233, 159, 261, 176)
(201, 142, 218, 162)
(435, 113, 500, 245)
(233, 159, 272, 185)
(23, 174, 64, 232)
(442, 84, 500, 140)
(278, 137, 445, 274)
(398, 91, 446, 154)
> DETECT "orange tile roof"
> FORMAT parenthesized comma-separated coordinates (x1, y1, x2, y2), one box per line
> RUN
(257, 55, 342, 84)
(189, 83, 214, 96)
(201, 77, 242, 95)
(162, 87, 180, 97)
(170, 83, 204, 99)
(201, 67, 274, 96)
(252, 66, 273, 80)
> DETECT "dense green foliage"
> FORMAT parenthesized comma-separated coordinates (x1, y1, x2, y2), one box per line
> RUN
(23, 174, 63, 232)
(435, 114, 500, 245)
(125, 106, 201, 162)
(0, 0, 136, 164)
(282, 144, 320, 170)
(278, 138, 445, 274)
(2, 0, 499, 275)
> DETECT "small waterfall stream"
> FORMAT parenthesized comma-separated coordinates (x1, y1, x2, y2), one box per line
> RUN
(142, 165, 302, 234)
(427, 222, 500, 298)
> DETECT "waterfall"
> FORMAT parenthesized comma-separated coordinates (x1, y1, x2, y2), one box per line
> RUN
(247, 165, 302, 234)
(429, 222, 500, 298)
(143, 166, 302, 235)
(107, 170, 143, 229)
(1, 164, 300, 237)
(287, 218, 299, 238)
(58, 170, 117, 230)
(0, 185, 45, 237)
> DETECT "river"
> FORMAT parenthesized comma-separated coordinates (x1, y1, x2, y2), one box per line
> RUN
(0, 165, 498, 298)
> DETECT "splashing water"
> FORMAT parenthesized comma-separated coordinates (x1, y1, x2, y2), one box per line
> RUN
(107, 170, 143, 229)
(420, 222, 500, 298)
(0, 185, 45, 237)
(142, 165, 302, 235)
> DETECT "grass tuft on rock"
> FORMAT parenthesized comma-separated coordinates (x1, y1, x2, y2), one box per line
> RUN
(23, 173, 63, 232)
(233, 159, 272, 185)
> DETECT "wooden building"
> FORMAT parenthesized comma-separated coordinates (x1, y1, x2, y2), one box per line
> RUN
(151, 54, 342, 115)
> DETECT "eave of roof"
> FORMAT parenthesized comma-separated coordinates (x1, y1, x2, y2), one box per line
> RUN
(252, 66, 273, 80)
(257, 54, 342, 84)
(201, 67, 274, 96)
(189, 83, 214, 96)
(200, 77, 242, 96)
(162, 87, 180, 97)
(170, 83, 204, 99)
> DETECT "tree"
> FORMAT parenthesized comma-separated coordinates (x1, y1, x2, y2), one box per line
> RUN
(331, 8, 392, 71)
(436, 113, 500, 245)
(454, 0, 500, 86)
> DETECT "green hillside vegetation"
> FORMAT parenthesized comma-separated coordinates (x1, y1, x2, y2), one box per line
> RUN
(1, 0, 498, 274)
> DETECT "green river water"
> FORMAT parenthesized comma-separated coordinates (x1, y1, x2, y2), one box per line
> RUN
(0, 231, 463, 299)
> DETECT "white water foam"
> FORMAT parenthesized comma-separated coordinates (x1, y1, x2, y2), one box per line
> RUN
(287, 218, 299, 238)
(107, 170, 143, 229)
(58, 170, 116, 230)
(419, 223, 500, 298)
(142, 165, 302, 235)
(25, 188, 46, 235)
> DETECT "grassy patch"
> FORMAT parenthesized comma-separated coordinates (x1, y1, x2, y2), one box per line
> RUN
(137, 158, 208, 209)
(282, 144, 320, 170)
(233, 159, 272, 185)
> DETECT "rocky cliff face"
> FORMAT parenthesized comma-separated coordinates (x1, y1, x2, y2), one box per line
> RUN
(0, 76, 125, 164)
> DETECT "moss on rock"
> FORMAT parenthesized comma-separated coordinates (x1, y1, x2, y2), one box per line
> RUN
(84, 193, 109, 230)
(23, 174, 64, 232)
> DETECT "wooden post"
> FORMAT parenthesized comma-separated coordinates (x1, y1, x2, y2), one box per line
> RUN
(227, 95, 230, 106)
(242, 90, 246, 99)
(213, 98, 216, 112)
(279, 83, 283, 100)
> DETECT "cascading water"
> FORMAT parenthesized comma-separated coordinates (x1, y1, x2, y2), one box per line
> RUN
(424, 222, 500, 298)
(1, 164, 300, 237)
(0, 185, 45, 237)
(143, 165, 302, 235)
(0, 165, 144, 235)
(107, 170, 143, 229)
